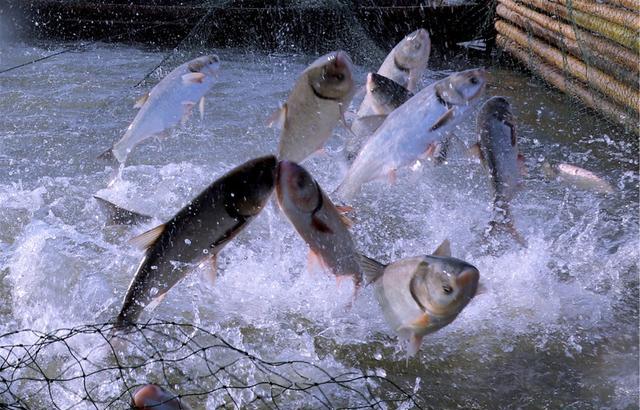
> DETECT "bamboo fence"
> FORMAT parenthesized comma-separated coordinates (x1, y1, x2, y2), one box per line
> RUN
(495, 0, 640, 134)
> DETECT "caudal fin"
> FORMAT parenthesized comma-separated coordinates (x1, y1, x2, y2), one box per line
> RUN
(93, 195, 154, 226)
(486, 219, 527, 247)
(97, 147, 117, 163)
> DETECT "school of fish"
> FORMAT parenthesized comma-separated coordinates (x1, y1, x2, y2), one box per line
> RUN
(83, 30, 616, 407)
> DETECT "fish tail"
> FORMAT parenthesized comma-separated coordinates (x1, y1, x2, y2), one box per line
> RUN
(487, 206, 527, 247)
(97, 147, 117, 163)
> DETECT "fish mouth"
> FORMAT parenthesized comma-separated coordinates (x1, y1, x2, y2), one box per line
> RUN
(332, 50, 352, 71)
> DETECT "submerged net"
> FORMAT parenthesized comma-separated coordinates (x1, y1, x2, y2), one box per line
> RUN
(0, 321, 422, 409)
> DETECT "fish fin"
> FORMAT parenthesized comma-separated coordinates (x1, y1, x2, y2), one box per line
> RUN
(338, 213, 354, 228)
(307, 250, 327, 274)
(181, 101, 196, 125)
(145, 291, 167, 312)
(343, 110, 357, 125)
(97, 147, 117, 164)
(267, 103, 287, 129)
(199, 96, 205, 120)
(357, 254, 387, 284)
(207, 254, 217, 284)
(387, 169, 397, 184)
(133, 92, 149, 109)
(429, 108, 454, 132)
(356, 114, 387, 133)
(476, 282, 488, 295)
(335, 205, 354, 214)
(487, 219, 527, 247)
(339, 103, 356, 136)
(129, 223, 166, 250)
(421, 142, 437, 159)
(517, 153, 528, 176)
(182, 72, 206, 85)
(432, 239, 451, 257)
(93, 195, 153, 226)
(407, 333, 424, 358)
(468, 142, 484, 163)
(311, 215, 333, 233)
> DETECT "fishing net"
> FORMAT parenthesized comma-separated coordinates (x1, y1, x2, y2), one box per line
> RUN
(0, 321, 422, 409)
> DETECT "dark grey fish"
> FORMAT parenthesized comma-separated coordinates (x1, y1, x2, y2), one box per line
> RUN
(114, 155, 277, 329)
(474, 96, 526, 246)
(368, 73, 414, 114)
(93, 195, 154, 226)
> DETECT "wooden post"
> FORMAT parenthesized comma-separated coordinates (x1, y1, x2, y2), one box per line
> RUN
(498, 34, 639, 135)
(550, 0, 640, 31)
(496, 20, 640, 113)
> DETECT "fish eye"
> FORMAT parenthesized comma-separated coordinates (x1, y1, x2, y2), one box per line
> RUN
(470, 77, 479, 85)
(335, 73, 345, 81)
(414, 42, 421, 50)
(442, 285, 453, 294)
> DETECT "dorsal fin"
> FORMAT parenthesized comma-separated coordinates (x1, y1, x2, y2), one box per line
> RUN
(432, 239, 451, 257)
(129, 223, 166, 250)
(358, 254, 387, 285)
(267, 103, 287, 129)
(133, 92, 149, 109)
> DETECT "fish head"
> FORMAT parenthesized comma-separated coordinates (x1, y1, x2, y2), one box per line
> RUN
(410, 256, 480, 318)
(276, 160, 321, 215)
(367, 73, 393, 106)
(306, 50, 355, 102)
(394, 28, 431, 71)
(224, 155, 277, 218)
(188, 54, 220, 77)
(435, 68, 486, 107)
(132, 384, 187, 409)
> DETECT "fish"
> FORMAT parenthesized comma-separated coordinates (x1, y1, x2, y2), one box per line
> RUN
(113, 155, 276, 330)
(350, 29, 430, 143)
(131, 384, 192, 410)
(93, 195, 154, 226)
(360, 240, 480, 357)
(336, 68, 487, 201)
(473, 96, 526, 246)
(98, 55, 220, 164)
(272, 51, 355, 163)
(543, 162, 614, 194)
(276, 160, 361, 290)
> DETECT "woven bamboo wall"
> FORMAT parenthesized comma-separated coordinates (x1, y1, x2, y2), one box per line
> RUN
(495, 0, 639, 135)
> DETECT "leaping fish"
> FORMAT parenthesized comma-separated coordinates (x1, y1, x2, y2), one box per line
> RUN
(113, 156, 276, 330)
(272, 51, 355, 163)
(99, 55, 220, 164)
(361, 240, 480, 357)
(336, 68, 486, 201)
(276, 160, 362, 292)
(350, 29, 430, 140)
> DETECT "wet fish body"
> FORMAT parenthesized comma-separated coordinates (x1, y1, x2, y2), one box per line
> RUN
(361, 240, 480, 356)
(100, 55, 220, 164)
(367, 73, 414, 114)
(337, 68, 486, 200)
(547, 162, 615, 194)
(274, 51, 355, 163)
(114, 156, 277, 329)
(132, 384, 192, 410)
(276, 160, 361, 288)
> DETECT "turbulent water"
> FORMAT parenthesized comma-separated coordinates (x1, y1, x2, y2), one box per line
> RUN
(0, 38, 638, 409)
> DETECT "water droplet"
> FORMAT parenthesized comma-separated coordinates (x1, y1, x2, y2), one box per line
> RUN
(184, 239, 191, 245)
(151, 265, 158, 270)
(203, 249, 209, 254)
(150, 287, 158, 296)
(374, 352, 382, 361)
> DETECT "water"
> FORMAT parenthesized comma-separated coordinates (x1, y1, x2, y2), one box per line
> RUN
(0, 38, 638, 409)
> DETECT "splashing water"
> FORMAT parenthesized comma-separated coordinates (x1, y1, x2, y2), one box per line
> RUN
(0, 39, 637, 408)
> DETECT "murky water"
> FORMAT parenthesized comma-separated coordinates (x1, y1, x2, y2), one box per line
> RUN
(0, 37, 638, 409)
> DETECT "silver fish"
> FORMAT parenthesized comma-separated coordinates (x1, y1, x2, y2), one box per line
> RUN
(131, 384, 192, 410)
(360, 240, 480, 357)
(99, 55, 220, 164)
(114, 156, 276, 329)
(336, 68, 486, 201)
(474, 96, 526, 245)
(350, 29, 430, 142)
(276, 160, 361, 290)
(367, 73, 414, 114)
(272, 51, 355, 163)
(543, 162, 614, 194)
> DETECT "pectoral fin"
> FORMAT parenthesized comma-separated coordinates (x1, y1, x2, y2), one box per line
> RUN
(407, 333, 424, 357)
(129, 223, 166, 250)
(182, 72, 206, 85)
(145, 291, 167, 312)
(338, 213, 354, 228)
(429, 108, 454, 132)
(267, 103, 287, 129)
(181, 101, 196, 124)
(311, 215, 333, 233)
(198, 96, 205, 120)
(133, 92, 149, 109)
(468, 142, 485, 166)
